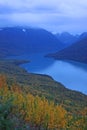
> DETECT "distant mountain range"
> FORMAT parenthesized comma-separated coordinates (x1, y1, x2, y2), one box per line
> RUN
(47, 36, 87, 63)
(0, 27, 87, 64)
(0, 27, 63, 58)
(55, 32, 79, 47)
(79, 32, 87, 39)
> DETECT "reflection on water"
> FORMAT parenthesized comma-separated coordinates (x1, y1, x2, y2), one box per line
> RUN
(7, 53, 87, 95)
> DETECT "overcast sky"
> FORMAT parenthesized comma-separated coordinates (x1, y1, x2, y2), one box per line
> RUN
(0, 0, 87, 34)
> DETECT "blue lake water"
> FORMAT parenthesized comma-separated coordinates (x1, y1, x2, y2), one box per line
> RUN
(7, 53, 87, 95)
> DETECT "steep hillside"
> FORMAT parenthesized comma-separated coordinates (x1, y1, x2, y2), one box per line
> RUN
(47, 37, 87, 63)
(0, 75, 87, 129)
(0, 59, 87, 113)
(0, 27, 63, 58)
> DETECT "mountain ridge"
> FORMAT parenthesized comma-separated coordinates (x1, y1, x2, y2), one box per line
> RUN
(46, 36, 87, 64)
(55, 32, 79, 47)
(0, 27, 63, 58)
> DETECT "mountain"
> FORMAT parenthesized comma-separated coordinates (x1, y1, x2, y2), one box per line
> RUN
(0, 27, 63, 58)
(47, 37, 87, 63)
(55, 32, 79, 47)
(80, 32, 87, 39)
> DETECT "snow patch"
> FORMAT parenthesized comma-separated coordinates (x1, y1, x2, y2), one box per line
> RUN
(22, 29, 26, 32)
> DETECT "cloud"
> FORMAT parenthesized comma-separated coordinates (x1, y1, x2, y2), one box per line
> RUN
(0, 0, 86, 16)
(0, 0, 87, 33)
(0, 0, 87, 15)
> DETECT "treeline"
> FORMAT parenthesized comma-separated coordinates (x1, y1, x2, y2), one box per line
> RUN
(0, 75, 87, 130)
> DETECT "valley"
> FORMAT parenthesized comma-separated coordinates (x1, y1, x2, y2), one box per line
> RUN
(0, 27, 87, 129)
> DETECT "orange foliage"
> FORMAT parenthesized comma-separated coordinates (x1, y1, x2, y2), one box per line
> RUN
(0, 75, 8, 89)
(1, 75, 86, 129)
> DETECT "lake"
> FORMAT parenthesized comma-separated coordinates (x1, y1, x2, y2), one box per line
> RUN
(8, 53, 87, 95)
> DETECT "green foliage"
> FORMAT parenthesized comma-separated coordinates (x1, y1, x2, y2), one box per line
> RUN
(0, 60, 87, 115)
(0, 97, 14, 130)
(0, 75, 87, 129)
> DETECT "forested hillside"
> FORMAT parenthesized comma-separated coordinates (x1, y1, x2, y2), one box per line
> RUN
(0, 59, 87, 113)
(47, 37, 87, 63)
(0, 75, 87, 129)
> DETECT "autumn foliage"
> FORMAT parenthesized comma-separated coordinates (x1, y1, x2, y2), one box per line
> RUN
(0, 75, 87, 130)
